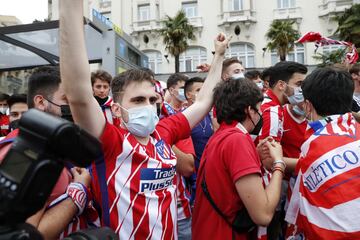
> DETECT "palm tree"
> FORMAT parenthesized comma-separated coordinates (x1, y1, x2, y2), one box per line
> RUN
(335, 4, 360, 50)
(265, 20, 300, 61)
(313, 48, 347, 67)
(158, 11, 195, 72)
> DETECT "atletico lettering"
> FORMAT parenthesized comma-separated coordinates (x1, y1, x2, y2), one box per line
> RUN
(139, 167, 176, 193)
(304, 148, 360, 191)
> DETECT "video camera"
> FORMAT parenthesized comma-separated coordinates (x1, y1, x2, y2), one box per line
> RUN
(0, 109, 117, 239)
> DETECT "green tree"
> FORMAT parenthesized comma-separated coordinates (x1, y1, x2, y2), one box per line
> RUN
(265, 20, 300, 61)
(335, 4, 360, 49)
(158, 11, 195, 72)
(313, 47, 347, 67)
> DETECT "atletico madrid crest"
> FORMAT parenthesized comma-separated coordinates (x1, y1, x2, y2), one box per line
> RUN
(155, 139, 172, 160)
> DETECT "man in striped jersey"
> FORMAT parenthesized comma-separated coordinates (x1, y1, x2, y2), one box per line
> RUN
(59, 1, 231, 238)
(286, 67, 360, 239)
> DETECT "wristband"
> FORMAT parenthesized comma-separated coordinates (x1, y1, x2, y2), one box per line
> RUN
(272, 159, 286, 170)
(272, 167, 284, 176)
(66, 182, 89, 216)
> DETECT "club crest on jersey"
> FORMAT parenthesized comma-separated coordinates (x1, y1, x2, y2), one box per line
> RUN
(139, 167, 176, 193)
(155, 139, 172, 160)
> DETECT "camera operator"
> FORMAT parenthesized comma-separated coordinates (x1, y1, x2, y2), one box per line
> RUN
(0, 66, 99, 239)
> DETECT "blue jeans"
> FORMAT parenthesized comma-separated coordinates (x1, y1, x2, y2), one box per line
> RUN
(178, 217, 192, 240)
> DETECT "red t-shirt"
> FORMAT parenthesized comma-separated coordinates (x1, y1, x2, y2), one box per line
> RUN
(192, 122, 261, 240)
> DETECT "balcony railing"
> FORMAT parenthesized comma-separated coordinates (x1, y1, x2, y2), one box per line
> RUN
(273, 7, 302, 20)
(132, 19, 161, 32)
(218, 10, 256, 25)
(318, 0, 353, 17)
(187, 16, 203, 28)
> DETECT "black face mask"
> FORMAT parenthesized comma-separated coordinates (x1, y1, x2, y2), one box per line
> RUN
(60, 105, 74, 122)
(9, 119, 20, 131)
(94, 96, 108, 106)
(249, 108, 263, 135)
(156, 103, 161, 117)
(45, 98, 74, 122)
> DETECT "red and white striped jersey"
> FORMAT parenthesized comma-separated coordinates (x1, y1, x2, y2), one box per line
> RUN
(91, 113, 191, 239)
(259, 89, 284, 142)
(282, 105, 307, 159)
(286, 113, 360, 239)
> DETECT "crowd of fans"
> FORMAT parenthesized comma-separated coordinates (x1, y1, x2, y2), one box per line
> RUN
(1, 0, 360, 239)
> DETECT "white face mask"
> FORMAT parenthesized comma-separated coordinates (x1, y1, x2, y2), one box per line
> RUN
(0, 107, 8, 115)
(287, 86, 304, 105)
(230, 72, 245, 80)
(293, 105, 305, 116)
(176, 88, 187, 102)
(256, 81, 264, 90)
(121, 105, 159, 137)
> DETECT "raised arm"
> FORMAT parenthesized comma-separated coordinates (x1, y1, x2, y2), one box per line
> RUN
(182, 33, 231, 129)
(59, 0, 105, 138)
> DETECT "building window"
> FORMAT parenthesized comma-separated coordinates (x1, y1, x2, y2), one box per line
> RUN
(229, 0, 243, 11)
(138, 4, 150, 21)
(226, 43, 255, 68)
(144, 50, 162, 74)
(271, 44, 305, 65)
(182, 1, 198, 18)
(180, 47, 207, 72)
(277, 0, 296, 9)
(323, 44, 345, 54)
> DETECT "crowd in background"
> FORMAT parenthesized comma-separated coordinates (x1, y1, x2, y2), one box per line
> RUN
(1, 0, 360, 240)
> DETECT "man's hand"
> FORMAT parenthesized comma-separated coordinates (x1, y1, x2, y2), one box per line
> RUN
(214, 33, 232, 56)
(196, 63, 211, 73)
(265, 138, 283, 162)
(257, 138, 273, 170)
(71, 167, 91, 187)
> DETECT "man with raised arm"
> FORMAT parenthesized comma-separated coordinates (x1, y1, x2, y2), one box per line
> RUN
(59, 1, 230, 238)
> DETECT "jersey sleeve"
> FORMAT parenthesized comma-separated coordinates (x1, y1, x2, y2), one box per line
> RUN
(221, 133, 261, 183)
(157, 112, 191, 146)
(175, 137, 196, 156)
(100, 122, 124, 163)
(259, 106, 283, 142)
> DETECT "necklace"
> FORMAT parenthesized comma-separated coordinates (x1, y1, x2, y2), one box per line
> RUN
(199, 117, 207, 133)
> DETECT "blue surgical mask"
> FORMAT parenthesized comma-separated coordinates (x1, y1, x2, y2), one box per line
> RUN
(121, 105, 159, 137)
(287, 86, 304, 105)
(293, 105, 305, 116)
(176, 88, 187, 102)
(230, 72, 245, 80)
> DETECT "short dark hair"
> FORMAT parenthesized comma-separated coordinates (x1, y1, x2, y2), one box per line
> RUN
(222, 57, 242, 74)
(245, 70, 261, 80)
(214, 79, 263, 124)
(167, 73, 188, 89)
(112, 69, 154, 103)
(139, 67, 155, 79)
(184, 77, 204, 97)
(27, 66, 61, 108)
(7, 94, 27, 109)
(0, 93, 10, 102)
(302, 67, 354, 116)
(350, 63, 360, 75)
(268, 61, 307, 88)
(91, 70, 112, 86)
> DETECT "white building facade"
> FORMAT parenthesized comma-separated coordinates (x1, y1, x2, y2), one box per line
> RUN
(50, 0, 356, 75)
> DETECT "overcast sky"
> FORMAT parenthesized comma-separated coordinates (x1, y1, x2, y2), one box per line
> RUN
(0, 0, 48, 24)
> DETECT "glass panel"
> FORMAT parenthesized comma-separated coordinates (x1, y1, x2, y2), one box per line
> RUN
(182, 2, 198, 18)
(288, 53, 295, 61)
(138, 4, 150, 21)
(247, 56, 255, 68)
(185, 59, 192, 72)
(0, 40, 48, 69)
(297, 53, 304, 64)
(271, 54, 279, 65)
(290, 0, 296, 7)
